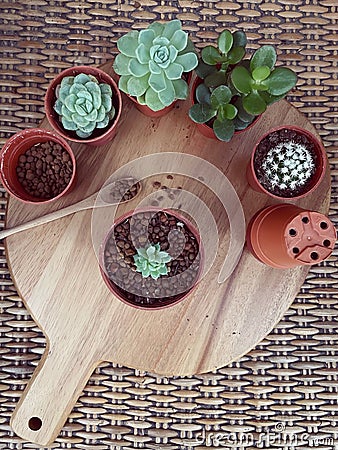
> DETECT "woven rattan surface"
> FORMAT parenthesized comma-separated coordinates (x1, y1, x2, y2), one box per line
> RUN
(0, 1, 337, 449)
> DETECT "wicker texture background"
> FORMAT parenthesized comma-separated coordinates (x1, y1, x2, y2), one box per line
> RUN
(0, 1, 337, 449)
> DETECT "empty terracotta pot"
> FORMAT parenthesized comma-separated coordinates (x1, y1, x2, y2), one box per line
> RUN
(247, 204, 336, 268)
(45, 66, 122, 146)
(247, 125, 327, 199)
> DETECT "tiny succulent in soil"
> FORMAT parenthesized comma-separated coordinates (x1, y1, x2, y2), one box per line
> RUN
(103, 210, 200, 307)
(254, 128, 317, 197)
(134, 243, 172, 279)
(113, 19, 198, 111)
(189, 29, 298, 141)
(54, 73, 115, 138)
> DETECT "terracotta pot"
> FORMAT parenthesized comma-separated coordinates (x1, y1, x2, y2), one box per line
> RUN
(247, 125, 327, 200)
(190, 76, 261, 140)
(123, 71, 193, 118)
(45, 66, 122, 146)
(99, 208, 203, 310)
(246, 204, 336, 269)
(0, 128, 76, 204)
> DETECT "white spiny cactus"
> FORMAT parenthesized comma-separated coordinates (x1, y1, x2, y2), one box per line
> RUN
(262, 140, 315, 191)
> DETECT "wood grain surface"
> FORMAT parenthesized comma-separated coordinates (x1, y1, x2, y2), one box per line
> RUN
(5, 62, 331, 446)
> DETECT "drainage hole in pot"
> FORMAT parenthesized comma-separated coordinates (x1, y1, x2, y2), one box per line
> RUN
(28, 417, 42, 431)
(289, 229, 297, 237)
(323, 240, 331, 247)
(302, 217, 309, 224)
(320, 221, 328, 229)
(311, 252, 319, 260)
(292, 247, 300, 254)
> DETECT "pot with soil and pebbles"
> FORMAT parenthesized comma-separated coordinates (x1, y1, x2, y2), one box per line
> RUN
(45, 66, 122, 146)
(0, 128, 76, 204)
(247, 126, 327, 199)
(100, 208, 202, 310)
(246, 204, 336, 269)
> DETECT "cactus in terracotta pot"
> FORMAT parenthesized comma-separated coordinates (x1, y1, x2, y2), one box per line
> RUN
(113, 20, 198, 112)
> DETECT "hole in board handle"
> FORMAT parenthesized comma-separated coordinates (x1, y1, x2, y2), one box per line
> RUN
(28, 416, 42, 431)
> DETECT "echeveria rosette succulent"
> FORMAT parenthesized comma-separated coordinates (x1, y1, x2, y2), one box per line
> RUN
(189, 84, 238, 141)
(113, 20, 198, 111)
(231, 45, 298, 116)
(134, 243, 172, 280)
(54, 73, 115, 139)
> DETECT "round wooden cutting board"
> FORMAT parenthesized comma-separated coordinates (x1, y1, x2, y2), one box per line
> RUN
(5, 62, 331, 445)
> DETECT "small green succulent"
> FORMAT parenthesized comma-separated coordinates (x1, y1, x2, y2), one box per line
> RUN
(259, 140, 315, 192)
(54, 73, 115, 138)
(113, 19, 198, 111)
(134, 243, 172, 280)
(189, 84, 238, 141)
(231, 46, 298, 115)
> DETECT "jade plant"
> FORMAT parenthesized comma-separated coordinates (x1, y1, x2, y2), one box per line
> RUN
(113, 19, 198, 112)
(260, 141, 315, 192)
(189, 29, 298, 142)
(54, 73, 115, 138)
(134, 243, 172, 280)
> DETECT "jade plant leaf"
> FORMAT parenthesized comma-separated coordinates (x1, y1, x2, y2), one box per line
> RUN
(231, 66, 252, 94)
(210, 85, 232, 109)
(250, 45, 277, 71)
(217, 30, 233, 55)
(265, 67, 298, 95)
(196, 83, 211, 104)
(252, 66, 271, 81)
(213, 118, 235, 142)
(189, 103, 216, 123)
(202, 45, 221, 65)
(228, 46, 246, 65)
(233, 30, 247, 47)
(242, 91, 267, 115)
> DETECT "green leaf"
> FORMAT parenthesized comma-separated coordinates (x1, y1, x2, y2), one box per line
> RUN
(71, 113, 89, 127)
(77, 89, 93, 102)
(76, 129, 91, 139)
(149, 71, 166, 93)
(227, 46, 245, 64)
(168, 45, 178, 63)
(189, 103, 216, 124)
(205, 70, 227, 88)
(74, 73, 91, 84)
(138, 29, 155, 47)
(145, 87, 164, 111)
(148, 21, 164, 35)
(69, 83, 86, 96)
(252, 66, 271, 81)
(196, 83, 211, 104)
(129, 59, 149, 77)
(234, 98, 255, 122)
(223, 103, 237, 120)
(102, 94, 112, 112)
(163, 19, 182, 39)
(153, 36, 170, 47)
(233, 30, 247, 48)
(74, 102, 87, 116)
(96, 115, 109, 129)
(231, 66, 252, 94)
(61, 76, 74, 88)
(127, 74, 149, 97)
(158, 78, 175, 106)
(97, 105, 106, 122)
(61, 117, 78, 131)
(165, 62, 183, 80)
(213, 117, 235, 141)
(58, 84, 71, 102)
(172, 78, 188, 99)
(170, 29, 188, 52)
(234, 117, 251, 130)
(79, 120, 96, 134)
(218, 30, 233, 55)
(86, 108, 98, 122)
(259, 90, 285, 105)
(54, 99, 62, 115)
(117, 31, 139, 57)
(195, 60, 217, 79)
(210, 85, 232, 108)
(175, 52, 198, 72)
(64, 94, 77, 113)
(265, 67, 297, 95)
(118, 75, 132, 93)
(149, 59, 161, 75)
(113, 53, 132, 76)
(250, 45, 276, 71)
(61, 104, 72, 121)
(242, 91, 267, 115)
(135, 43, 150, 65)
(85, 81, 101, 98)
(99, 84, 112, 96)
(201, 45, 221, 65)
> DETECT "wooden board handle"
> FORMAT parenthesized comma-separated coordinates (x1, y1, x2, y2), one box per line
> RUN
(10, 344, 97, 445)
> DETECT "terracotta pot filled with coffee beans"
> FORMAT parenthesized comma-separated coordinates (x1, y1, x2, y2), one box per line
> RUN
(100, 208, 203, 310)
(0, 128, 76, 204)
(247, 125, 327, 200)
